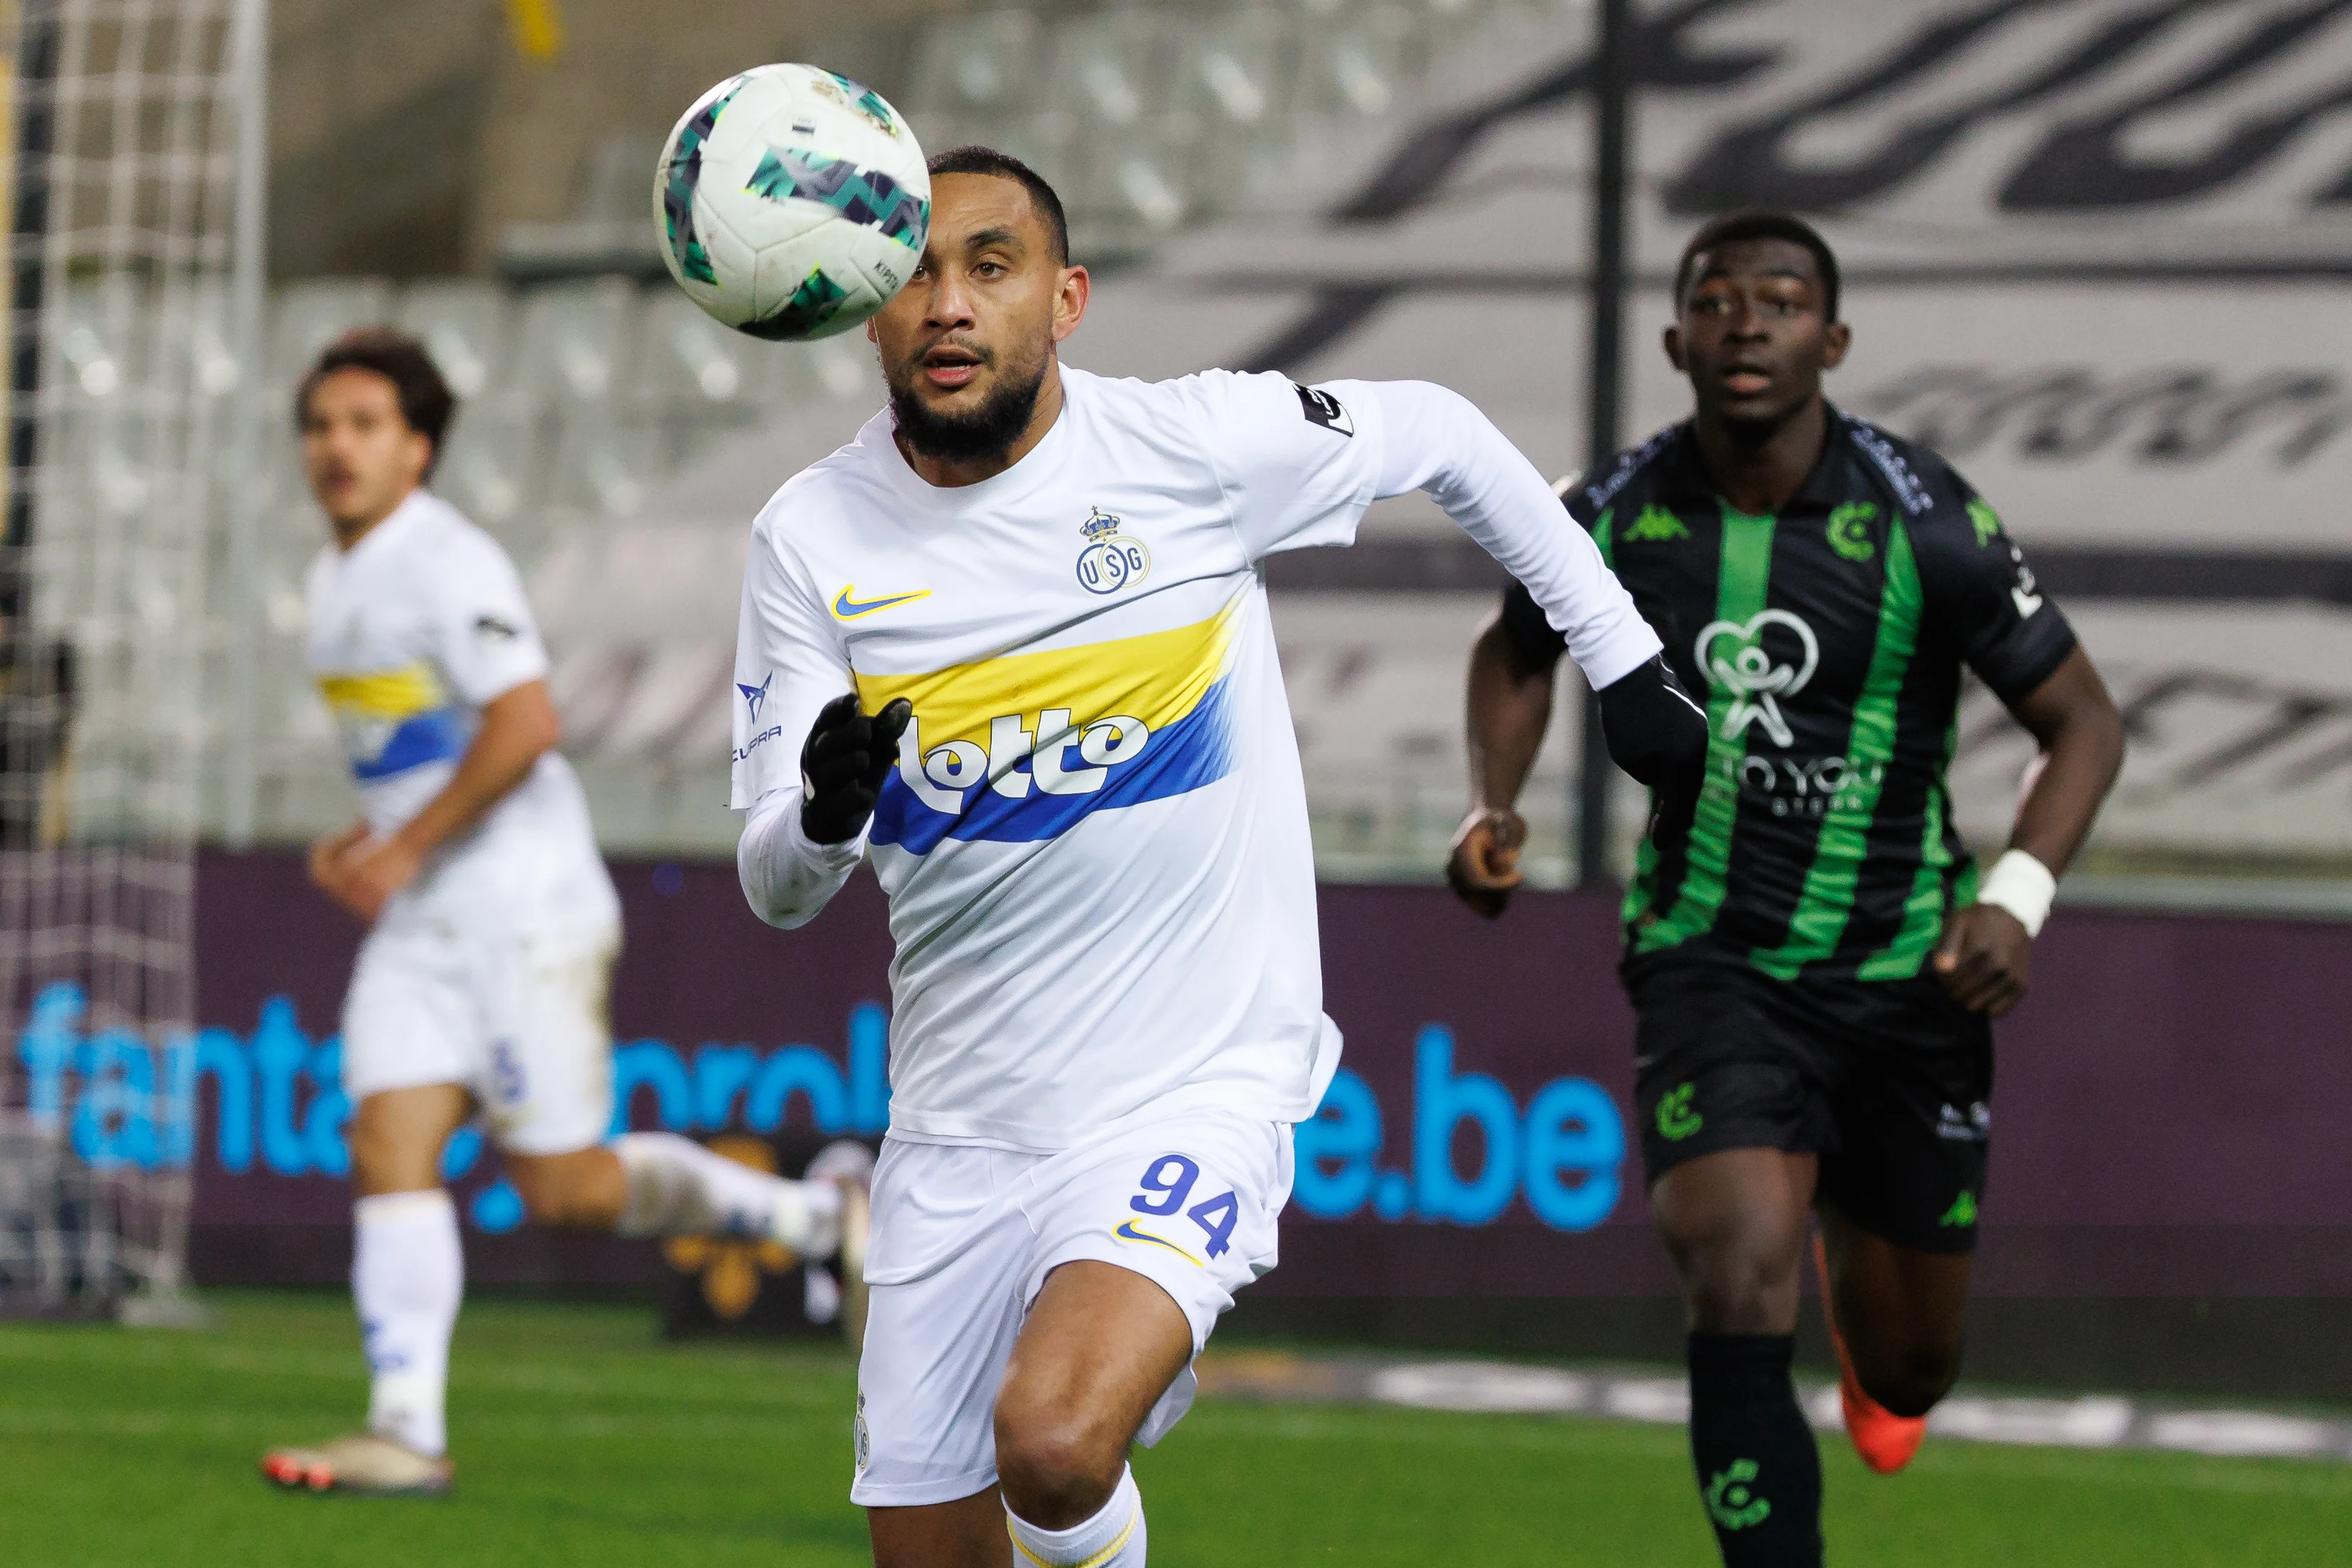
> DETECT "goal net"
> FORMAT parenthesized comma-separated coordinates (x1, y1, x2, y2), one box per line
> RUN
(0, 0, 254, 1319)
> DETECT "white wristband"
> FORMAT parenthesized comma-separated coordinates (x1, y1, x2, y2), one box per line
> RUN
(1975, 849, 2057, 938)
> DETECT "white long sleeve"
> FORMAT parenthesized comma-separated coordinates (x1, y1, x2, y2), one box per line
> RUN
(735, 783, 867, 930)
(1361, 379, 1660, 689)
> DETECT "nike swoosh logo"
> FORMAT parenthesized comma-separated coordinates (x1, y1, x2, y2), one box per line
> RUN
(1114, 1219, 1203, 1266)
(832, 586, 931, 620)
(2012, 587, 2044, 618)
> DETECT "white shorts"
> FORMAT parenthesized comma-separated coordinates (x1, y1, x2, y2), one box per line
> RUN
(849, 1109, 1293, 1508)
(340, 910, 620, 1157)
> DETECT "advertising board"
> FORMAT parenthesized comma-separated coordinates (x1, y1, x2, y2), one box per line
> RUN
(37, 852, 2330, 1305)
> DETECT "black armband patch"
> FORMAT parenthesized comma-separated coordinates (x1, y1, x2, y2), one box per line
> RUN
(1294, 383, 1354, 437)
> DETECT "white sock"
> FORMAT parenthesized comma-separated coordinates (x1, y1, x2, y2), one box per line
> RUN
(352, 1190, 461, 1459)
(610, 1132, 843, 1256)
(1007, 1465, 1147, 1567)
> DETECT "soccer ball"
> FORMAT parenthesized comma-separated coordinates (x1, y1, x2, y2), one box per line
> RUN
(654, 64, 930, 342)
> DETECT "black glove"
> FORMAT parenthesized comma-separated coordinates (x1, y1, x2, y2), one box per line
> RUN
(1596, 653, 1709, 841)
(799, 694, 914, 845)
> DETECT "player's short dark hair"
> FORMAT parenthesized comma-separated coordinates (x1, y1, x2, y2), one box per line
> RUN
(925, 144, 1069, 266)
(1673, 209, 1841, 322)
(294, 327, 457, 473)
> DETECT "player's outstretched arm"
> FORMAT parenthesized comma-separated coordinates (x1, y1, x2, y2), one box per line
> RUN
(1362, 380, 1662, 691)
(1935, 645, 2124, 1016)
(1359, 380, 1706, 911)
(1453, 614, 1707, 918)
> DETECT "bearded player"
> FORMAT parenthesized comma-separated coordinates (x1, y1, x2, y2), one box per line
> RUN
(1449, 211, 2126, 1565)
(261, 330, 870, 1497)
(732, 146, 1706, 1567)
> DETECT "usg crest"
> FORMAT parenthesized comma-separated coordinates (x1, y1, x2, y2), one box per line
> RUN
(1074, 506, 1151, 596)
(1696, 610, 1818, 747)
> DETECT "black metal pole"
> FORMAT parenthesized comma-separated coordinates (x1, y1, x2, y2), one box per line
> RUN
(1576, 0, 1631, 889)
(7, 0, 58, 640)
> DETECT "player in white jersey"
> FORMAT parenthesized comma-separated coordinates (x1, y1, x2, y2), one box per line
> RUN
(733, 149, 1708, 1565)
(260, 330, 873, 1498)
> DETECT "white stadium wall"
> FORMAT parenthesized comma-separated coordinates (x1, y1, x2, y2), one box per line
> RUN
(1115, 0, 2352, 889)
(252, 0, 2352, 892)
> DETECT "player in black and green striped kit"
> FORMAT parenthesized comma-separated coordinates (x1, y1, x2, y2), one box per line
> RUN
(1450, 211, 2124, 1567)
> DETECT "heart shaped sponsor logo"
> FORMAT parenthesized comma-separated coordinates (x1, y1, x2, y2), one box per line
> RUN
(1695, 609, 1819, 748)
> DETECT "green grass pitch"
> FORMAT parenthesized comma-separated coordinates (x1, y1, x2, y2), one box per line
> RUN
(4, 1290, 2349, 1566)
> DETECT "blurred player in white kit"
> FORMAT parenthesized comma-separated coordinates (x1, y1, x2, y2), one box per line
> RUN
(261, 330, 872, 1498)
(733, 148, 1706, 1565)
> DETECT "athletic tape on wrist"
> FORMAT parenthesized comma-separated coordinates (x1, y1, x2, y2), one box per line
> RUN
(1976, 848, 2057, 938)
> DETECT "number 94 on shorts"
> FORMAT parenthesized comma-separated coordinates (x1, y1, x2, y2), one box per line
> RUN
(849, 1112, 1293, 1508)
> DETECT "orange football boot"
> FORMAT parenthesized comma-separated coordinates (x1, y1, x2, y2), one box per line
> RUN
(1813, 1233, 1927, 1475)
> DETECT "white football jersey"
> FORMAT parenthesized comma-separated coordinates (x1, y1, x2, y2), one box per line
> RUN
(732, 366, 1657, 1152)
(303, 488, 618, 936)
(731, 368, 1391, 1150)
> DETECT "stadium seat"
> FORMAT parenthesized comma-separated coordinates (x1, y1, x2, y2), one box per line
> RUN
(511, 279, 640, 404)
(1044, 10, 1169, 130)
(433, 398, 543, 536)
(908, 9, 1043, 121)
(395, 280, 512, 401)
(266, 278, 394, 397)
(801, 332, 885, 406)
(215, 0, 1551, 855)
(545, 409, 666, 521)
(634, 289, 788, 410)
(1074, 120, 1201, 236)
(1298, 5, 1422, 119)
(179, 281, 243, 407)
(1175, 9, 1291, 135)
(55, 284, 134, 406)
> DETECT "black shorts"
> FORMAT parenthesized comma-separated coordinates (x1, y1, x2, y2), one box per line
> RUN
(1626, 951, 1994, 1254)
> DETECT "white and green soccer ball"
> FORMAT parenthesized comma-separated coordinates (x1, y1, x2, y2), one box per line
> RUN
(654, 63, 930, 342)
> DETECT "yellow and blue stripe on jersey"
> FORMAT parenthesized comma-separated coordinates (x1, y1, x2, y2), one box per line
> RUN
(317, 662, 468, 782)
(856, 603, 1240, 854)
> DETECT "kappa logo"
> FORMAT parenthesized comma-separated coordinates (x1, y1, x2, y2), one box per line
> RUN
(1696, 610, 1819, 748)
(1075, 507, 1151, 595)
(1967, 497, 2002, 549)
(1623, 503, 1690, 543)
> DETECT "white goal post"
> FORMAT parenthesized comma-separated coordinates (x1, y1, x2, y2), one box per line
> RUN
(0, 0, 264, 1320)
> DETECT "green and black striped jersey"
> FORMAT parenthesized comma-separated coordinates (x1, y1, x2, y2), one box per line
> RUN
(1501, 408, 2076, 983)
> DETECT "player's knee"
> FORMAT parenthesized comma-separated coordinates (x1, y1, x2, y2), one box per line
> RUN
(1856, 1338, 1962, 1419)
(348, 1116, 427, 1194)
(503, 1162, 585, 1228)
(1677, 1238, 1800, 1333)
(993, 1393, 1125, 1527)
